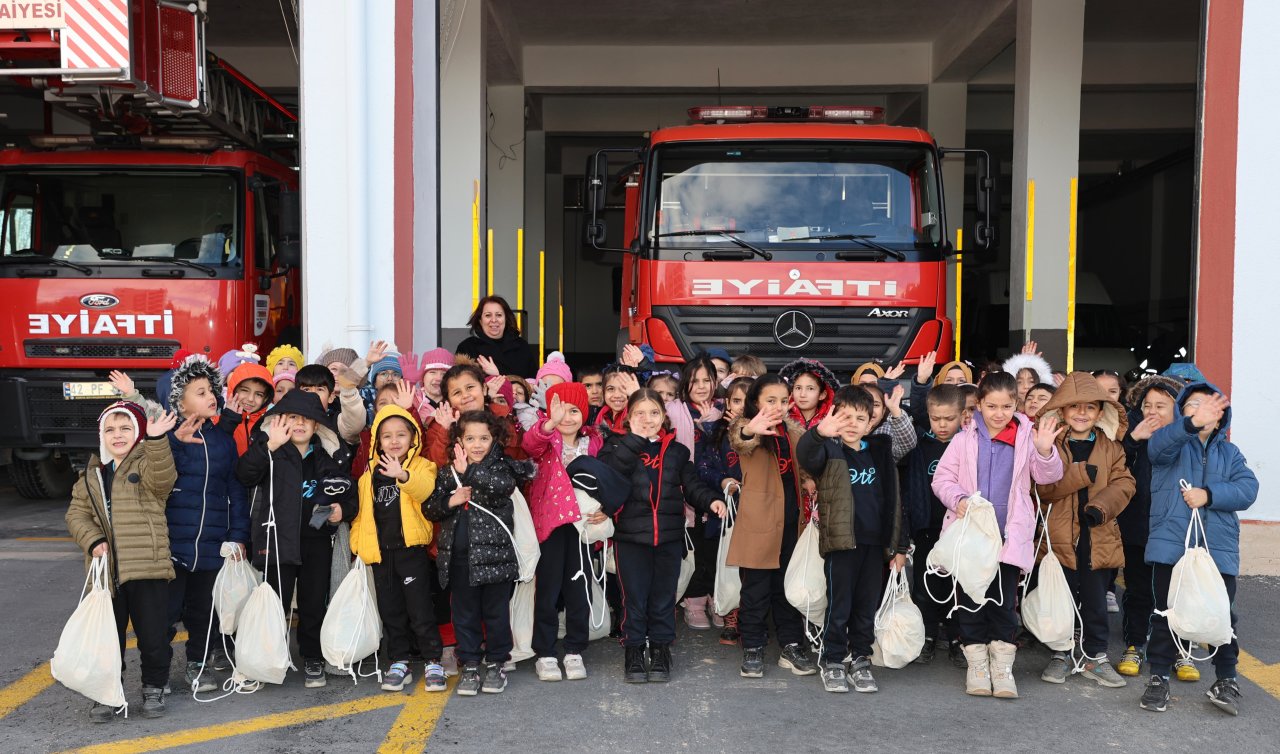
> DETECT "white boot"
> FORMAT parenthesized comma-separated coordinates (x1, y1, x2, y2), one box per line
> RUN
(988, 641, 1019, 699)
(962, 644, 992, 696)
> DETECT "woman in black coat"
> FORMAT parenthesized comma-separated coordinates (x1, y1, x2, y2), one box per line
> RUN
(455, 296, 538, 378)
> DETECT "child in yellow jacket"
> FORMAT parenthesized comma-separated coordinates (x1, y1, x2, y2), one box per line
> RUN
(350, 405, 443, 692)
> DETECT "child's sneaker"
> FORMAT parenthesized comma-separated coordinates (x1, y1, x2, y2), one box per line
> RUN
(847, 656, 877, 693)
(456, 662, 483, 696)
(424, 662, 447, 692)
(381, 662, 412, 692)
(1106, 591, 1119, 613)
(208, 647, 232, 672)
(1082, 659, 1127, 688)
(304, 660, 327, 688)
(914, 637, 936, 665)
(1140, 675, 1170, 712)
(648, 644, 672, 683)
(441, 646, 459, 677)
(718, 609, 740, 646)
(535, 656, 562, 681)
(1175, 657, 1200, 682)
(481, 662, 507, 694)
(502, 659, 517, 673)
(140, 686, 165, 719)
(88, 702, 114, 723)
(948, 639, 968, 669)
(624, 646, 648, 683)
(1207, 678, 1242, 716)
(682, 596, 711, 630)
(778, 643, 818, 676)
(1117, 646, 1142, 677)
(186, 661, 217, 693)
(563, 653, 587, 681)
(740, 647, 765, 678)
(821, 662, 849, 693)
(1040, 652, 1069, 684)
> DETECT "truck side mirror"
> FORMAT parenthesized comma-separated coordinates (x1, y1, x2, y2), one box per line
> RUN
(940, 147, 997, 252)
(278, 188, 301, 268)
(586, 152, 609, 246)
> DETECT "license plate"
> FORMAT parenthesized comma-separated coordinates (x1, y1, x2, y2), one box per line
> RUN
(63, 382, 118, 400)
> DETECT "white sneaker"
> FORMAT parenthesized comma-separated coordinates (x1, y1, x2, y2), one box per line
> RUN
(535, 657, 562, 681)
(563, 654, 587, 681)
(1106, 591, 1120, 613)
(502, 659, 517, 673)
(441, 646, 459, 677)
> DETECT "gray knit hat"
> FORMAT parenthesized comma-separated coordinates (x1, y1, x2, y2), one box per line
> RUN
(315, 345, 358, 368)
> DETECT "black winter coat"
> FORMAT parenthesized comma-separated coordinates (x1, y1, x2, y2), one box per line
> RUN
(423, 446, 535, 588)
(455, 330, 538, 378)
(1119, 408, 1153, 548)
(903, 430, 950, 533)
(236, 434, 356, 568)
(597, 429, 721, 547)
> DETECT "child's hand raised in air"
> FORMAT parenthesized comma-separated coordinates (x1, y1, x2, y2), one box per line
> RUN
(1189, 393, 1229, 430)
(884, 361, 907, 380)
(108, 370, 134, 396)
(744, 406, 784, 437)
(264, 414, 294, 451)
(434, 404, 459, 429)
(377, 453, 407, 482)
(543, 395, 568, 432)
(392, 379, 416, 410)
(451, 441, 468, 474)
(365, 339, 390, 366)
(885, 383, 906, 417)
(621, 344, 644, 368)
(147, 410, 179, 438)
(815, 408, 854, 439)
(916, 351, 937, 385)
(477, 355, 500, 376)
(1032, 415, 1065, 458)
(174, 416, 206, 445)
(1129, 415, 1162, 441)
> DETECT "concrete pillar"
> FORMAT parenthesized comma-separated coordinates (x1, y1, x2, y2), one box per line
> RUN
(299, 0, 399, 355)
(411, 0, 440, 352)
(926, 82, 967, 354)
(1008, 0, 1084, 368)
(439, 0, 486, 349)
(486, 84, 526, 315)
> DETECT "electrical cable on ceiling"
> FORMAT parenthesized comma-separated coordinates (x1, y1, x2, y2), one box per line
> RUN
(487, 107, 524, 170)
(278, 0, 298, 65)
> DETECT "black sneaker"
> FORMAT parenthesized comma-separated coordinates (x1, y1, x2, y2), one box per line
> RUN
(207, 647, 232, 672)
(457, 662, 483, 696)
(778, 643, 818, 676)
(915, 638, 936, 665)
(1140, 675, 1170, 713)
(88, 702, 114, 723)
(740, 647, 766, 678)
(140, 686, 166, 718)
(848, 655, 878, 693)
(1207, 678, 1242, 716)
(648, 644, 671, 683)
(304, 660, 327, 688)
(949, 640, 968, 669)
(623, 646, 648, 683)
(381, 662, 412, 692)
(481, 662, 507, 694)
(186, 660, 217, 693)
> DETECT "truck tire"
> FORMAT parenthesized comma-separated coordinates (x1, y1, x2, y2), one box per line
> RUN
(11, 454, 75, 500)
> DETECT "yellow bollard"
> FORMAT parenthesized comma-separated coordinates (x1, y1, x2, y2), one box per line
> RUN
(486, 229, 494, 297)
(1066, 177, 1079, 372)
(471, 180, 480, 310)
(538, 250, 546, 365)
(516, 228, 524, 331)
(558, 279, 564, 354)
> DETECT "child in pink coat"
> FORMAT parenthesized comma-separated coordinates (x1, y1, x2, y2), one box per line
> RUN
(931, 371, 1064, 700)
(521, 382, 604, 682)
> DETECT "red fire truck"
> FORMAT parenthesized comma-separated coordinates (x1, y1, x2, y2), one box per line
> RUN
(0, 2, 300, 498)
(586, 105, 992, 372)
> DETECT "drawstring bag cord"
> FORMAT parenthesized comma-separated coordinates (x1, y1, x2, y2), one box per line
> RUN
(451, 468, 531, 578)
(1158, 481, 1222, 664)
(923, 494, 1003, 617)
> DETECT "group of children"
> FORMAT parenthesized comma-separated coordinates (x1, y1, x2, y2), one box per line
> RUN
(65, 327, 1258, 718)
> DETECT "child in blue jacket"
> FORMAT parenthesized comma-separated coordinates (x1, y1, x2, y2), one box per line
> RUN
(1139, 382, 1258, 716)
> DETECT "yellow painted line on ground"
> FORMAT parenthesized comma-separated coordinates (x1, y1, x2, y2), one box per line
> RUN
(0, 632, 188, 722)
(377, 676, 456, 753)
(58, 692, 408, 754)
(1238, 650, 1280, 700)
(15, 536, 74, 542)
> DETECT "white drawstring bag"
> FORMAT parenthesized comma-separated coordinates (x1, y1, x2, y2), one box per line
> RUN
(51, 556, 127, 713)
(320, 558, 383, 683)
(558, 576, 610, 642)
(676, 528, 695, 602)
(784, 522, 827, 627)
(1157, 505, 1234, 652)
(510, 579, 536, 662)
(871, 567, 925, 669)
(573, 489, 615, 544)
(213, 548, 260, 635)
(712, 493, 742, 615)
(511, 489, 540, 582)
(926, 494, 1002, 604)
(233, 581, 292, 685)
(1021, 503, 1075, 651)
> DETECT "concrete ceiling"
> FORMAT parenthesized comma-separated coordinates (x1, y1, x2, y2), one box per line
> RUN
(206, 0, 296, 47)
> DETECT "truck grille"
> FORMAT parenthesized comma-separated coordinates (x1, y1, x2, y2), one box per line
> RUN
(654, 305, 933, 371)
(27, 385, 107, 432)
(24, 340, 180, 360)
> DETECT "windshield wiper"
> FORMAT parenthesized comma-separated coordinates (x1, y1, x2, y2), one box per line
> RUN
(789, 234, 906, 261)
(654, 229, 773, 260)
(0, 256, 93, 275)
(133, 257, 217, 277)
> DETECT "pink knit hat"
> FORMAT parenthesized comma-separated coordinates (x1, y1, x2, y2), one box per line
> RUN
(536, 351, 572, 384)
(421, 347, 454, 371)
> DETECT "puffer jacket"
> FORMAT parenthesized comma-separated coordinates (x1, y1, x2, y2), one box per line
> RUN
(931, 413, 1064, 572)
(1118, 376, 1184, 548)
(423, 443, 535, 587)
(423, 401, 526, 469)
(796, 428, 908, 559)
(521, 419, 602, 543)
(165, 420, 250, 572)
(725, 417, 810, 569)
(1034, 372, 1136, 570)
(66, 439, 177, 588)
(1146, 381, 1259, 576)
(350, 406, 438, 564)
(596, 427, 721, 548)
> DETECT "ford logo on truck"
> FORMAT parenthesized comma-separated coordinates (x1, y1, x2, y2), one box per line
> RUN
(80, 294, 120, 309)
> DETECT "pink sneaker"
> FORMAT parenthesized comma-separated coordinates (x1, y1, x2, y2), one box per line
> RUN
(683, 596, 711, 630)
(710, 610, 725, 628)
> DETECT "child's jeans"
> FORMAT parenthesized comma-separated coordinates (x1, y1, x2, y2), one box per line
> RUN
(820, 546, 882, 664)
(614, 539, 682, 647)
(1147, 562, 1238, 680)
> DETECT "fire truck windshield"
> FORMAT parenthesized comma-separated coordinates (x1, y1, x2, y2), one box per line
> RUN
(0, 170, 240, 276)
(648, 142, 943, 258)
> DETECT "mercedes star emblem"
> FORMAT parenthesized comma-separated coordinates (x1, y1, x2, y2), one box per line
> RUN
(773, 310, 815, 349)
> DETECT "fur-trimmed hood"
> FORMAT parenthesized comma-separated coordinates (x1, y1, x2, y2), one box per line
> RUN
(160, 354, 224, 417)
(1002, 352, 1054, 385)
(1125, 374, 1182, 411)
(780, 357, 840, 394)
(1038, 371, 1128, 441)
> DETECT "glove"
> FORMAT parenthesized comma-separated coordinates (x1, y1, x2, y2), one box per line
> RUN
(1084, 507, 1104, 527)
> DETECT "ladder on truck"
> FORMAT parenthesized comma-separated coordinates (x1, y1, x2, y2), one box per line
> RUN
(0, 0, 297, 161)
